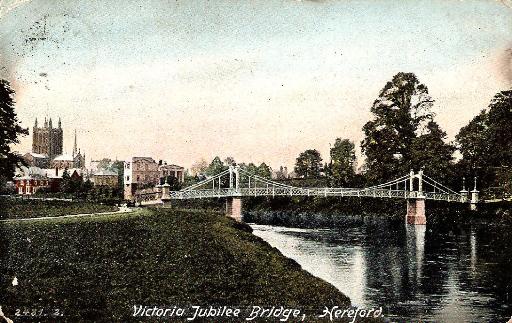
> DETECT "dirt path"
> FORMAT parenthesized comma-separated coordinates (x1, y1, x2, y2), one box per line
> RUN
(0, 206, 135, 223)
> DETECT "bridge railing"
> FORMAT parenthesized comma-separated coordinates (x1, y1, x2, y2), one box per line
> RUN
(159, 187, 465, 202)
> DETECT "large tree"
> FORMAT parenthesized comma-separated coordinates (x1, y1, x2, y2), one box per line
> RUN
(410, 121, 455, 179)
(455, 110, 489, 175)
(295, 149, 323, 178)
(456, 89, 512, 194)
(0, 80, 28, 184)
(205, 156, 227, 176)
(329, 138, 356, 186)
(256, 162, 272, 179)
(361, 72, 454, 182)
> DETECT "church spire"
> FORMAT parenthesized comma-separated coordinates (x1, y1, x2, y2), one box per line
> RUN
(49, 117, 53, 128)
(34, 118, 38, 128)
(73, 129, 77, 158)
(58, 117, 61, 128)
(44, 117, 48, 128)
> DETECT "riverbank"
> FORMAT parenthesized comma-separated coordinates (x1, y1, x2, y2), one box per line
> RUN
(0, 208, 377, 322)
(243, 196, 512, 227)
(0, 197, 118, 220)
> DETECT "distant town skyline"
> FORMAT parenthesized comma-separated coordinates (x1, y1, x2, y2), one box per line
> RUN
(1, 0, 511, 170)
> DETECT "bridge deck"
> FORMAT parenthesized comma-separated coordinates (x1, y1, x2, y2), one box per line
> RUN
(137, 187, 466, 203)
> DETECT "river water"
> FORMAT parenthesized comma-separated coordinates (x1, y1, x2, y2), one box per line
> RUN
(251, 216, 512, 323)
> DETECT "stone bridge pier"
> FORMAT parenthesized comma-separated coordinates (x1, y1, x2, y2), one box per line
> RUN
(225, 166, 243, 221)
(225, 197, 243, 222)
(406, 198, 426, 225)
(406, 170, 426, 225)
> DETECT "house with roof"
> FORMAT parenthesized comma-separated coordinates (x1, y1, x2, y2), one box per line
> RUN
(13, 166, 83, 195)
(92, 169, 119, 188)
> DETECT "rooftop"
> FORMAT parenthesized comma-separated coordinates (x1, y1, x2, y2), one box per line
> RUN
(53, 154, 74, 161)
(94, 169, 118, 176)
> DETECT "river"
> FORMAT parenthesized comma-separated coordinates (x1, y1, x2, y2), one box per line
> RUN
(250, 216, 512, 323)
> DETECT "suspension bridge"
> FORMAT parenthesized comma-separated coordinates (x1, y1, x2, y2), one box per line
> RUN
(135, 166, 479, 225)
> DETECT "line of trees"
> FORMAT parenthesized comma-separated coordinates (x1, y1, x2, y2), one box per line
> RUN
(292, 73, 511, 198)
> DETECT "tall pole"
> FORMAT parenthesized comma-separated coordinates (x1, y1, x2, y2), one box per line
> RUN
(235, 165, 240, 192)
(418, 169, 423, 196)
(470, 176, 479, 210)
(409, 169, 414, 192)
(229, 166, 234, 189)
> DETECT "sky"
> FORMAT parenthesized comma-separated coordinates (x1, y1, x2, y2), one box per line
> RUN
(1, 0, 511, 170)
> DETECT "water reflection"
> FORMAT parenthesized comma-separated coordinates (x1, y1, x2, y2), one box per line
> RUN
(251, 216, 512, 322)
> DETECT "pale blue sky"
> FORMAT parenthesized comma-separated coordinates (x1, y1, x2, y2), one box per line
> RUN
(1, 0, 511, 168)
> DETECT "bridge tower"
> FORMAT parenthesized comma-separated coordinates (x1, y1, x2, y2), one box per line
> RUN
(460, 177, 468, 203)
(226, 165, 243, 221)
(470, 177, 479, 211)
(406, 169, 426, 225)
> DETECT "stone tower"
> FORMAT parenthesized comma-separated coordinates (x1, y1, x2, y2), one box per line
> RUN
(32, 117, 63, 159)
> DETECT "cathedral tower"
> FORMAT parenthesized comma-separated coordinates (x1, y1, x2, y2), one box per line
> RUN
(32, 117, 63, 159)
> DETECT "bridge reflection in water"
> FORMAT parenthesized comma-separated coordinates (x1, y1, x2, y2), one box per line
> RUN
(251, 216, 511, 322)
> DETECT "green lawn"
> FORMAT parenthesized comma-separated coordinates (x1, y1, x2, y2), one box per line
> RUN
(0, 208, 360, 322)
(0, 197, 118, 220)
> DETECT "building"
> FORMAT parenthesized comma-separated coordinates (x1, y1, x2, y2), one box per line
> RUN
(51, 153, 74, 169)
(32, 117, 63, 159)
(13, 166, 49, 195)
(124, 157, 160, 200)
(124, 157, 185, 200)
(22, 152, 50, 168)
(92, 169, 119, 188)
(31, 118, 85, 170)
(13, 166, 83, 195)
(159, 161, 185, 183)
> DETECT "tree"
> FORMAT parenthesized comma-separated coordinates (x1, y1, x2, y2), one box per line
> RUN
(485, 90, 512, 167)
(110, 160, 124, 194)
(191, 158, 208, 176)
(257, 162, 272, 179)
(329, 138, 356, 186)
(0, 80, 28, 186)
(295, 149, 323, 178)
(361, 72, 435, 182)
(160, 175, 182, 191)
(455, 110, 489, 175)
(411, 121, 455, 179)
(223, 156, 236, 166)
(61, 168, 71, 193)
(456, 90, 512, 195)
(205, 156, 227, 176)
(241, 162, 258, 175)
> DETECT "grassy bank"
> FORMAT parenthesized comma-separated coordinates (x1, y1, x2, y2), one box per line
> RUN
(0, 208, 368, 322)
(0, 197, 118, 220)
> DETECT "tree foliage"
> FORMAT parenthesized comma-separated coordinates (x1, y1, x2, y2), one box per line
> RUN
(329, 138, 356, 186)
(411, 121, 455, 179)
(361, 72, 453, 182)
(295, 149, 323, 178)
(257, 162, 272, 179)
(456, 89, 512, 195)
(0, 80, 28, 182)
(205, 156, 227, 176)
(190, 158, 208, 176)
